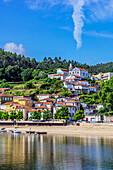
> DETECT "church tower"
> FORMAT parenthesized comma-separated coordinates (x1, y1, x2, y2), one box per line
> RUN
(69, 63, 73, 71)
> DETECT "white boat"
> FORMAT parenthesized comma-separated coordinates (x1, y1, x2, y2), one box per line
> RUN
(14, 130, 21, 134)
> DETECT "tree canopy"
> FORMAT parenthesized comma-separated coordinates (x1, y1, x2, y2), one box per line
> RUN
(0, 49, 113, 82)
(54, 106, 69, 120)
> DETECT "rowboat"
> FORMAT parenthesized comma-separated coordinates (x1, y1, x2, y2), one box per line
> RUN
(1, 130, 7, 133)
(14, 131, 21, 134)
(36, 132, 47, 135)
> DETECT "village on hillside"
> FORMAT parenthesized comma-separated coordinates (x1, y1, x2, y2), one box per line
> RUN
(0, 63, 113, 124)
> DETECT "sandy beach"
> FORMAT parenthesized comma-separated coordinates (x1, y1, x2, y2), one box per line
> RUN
(1, 123, 113, 137)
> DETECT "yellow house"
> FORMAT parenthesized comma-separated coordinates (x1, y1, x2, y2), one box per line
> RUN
(13, 96, 25, 103)
(18, 98, 33, 107)
(1, 102, 32, 120)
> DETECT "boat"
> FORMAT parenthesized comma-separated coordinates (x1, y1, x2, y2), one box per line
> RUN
(0, 130, 7, 133)
(36, 132, 47, 135)
(1, 128, 5, 130)
(14, 130, 21, 134)
(29, 131, 35, 134)
(9, 130, 13, 133)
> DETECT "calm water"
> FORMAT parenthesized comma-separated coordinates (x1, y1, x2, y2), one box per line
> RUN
(0, 134, 113, 170)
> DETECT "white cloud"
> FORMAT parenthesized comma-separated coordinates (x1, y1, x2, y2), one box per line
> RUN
(84, 31, 113, 39)
(26, 0, 113, 49)
(60, 26, 72, 31)
(4, 42, 25, 55)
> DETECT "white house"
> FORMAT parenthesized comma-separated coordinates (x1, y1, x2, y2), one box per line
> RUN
(69, 66, 90, 79)
(36, 94, 52, 100)
(65, 75, 81, 82)
(53, 105, 77, 120)
(88, 86, 97, 93)
(48, 74, 66, 81)
(57, 68, 68, 76)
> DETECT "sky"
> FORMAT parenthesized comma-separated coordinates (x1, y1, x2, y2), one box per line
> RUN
(1, 0, 113, 65)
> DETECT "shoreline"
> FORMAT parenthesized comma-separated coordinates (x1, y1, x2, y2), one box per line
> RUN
(1, 124, 113, 138)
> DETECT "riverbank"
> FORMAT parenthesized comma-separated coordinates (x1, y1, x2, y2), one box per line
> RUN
(1, 123, 113, 137)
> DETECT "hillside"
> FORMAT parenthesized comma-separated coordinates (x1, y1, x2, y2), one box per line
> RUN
(0, 48, 113, 82)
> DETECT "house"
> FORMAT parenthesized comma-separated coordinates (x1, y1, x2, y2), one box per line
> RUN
(13, 96, 32, 102)
(88, 86, 97, 93)
(34, 102, 43, 107)
(35, 106, 49, 111)
(57, 68, 68, 76)
(95, 72, 113, 81)
(40, 98, 56, 103)
(48, 74, 66, 81)
(18, 98, 33, 107)
(69, 64, 90, 79)
(36, 94, 52, 100)
(0, 93, 13, 104)
(77, 80, 89, 86)
(57, 96, 68, 102)
(53, 100, 81, 120)
(28, 109, 45, 120)
(53, 104, 77, 120)
(65, 75, 81, 82)
(0, 88, 10, 93)
(43, 102, 53, 112)
(1, 102, 32, 120)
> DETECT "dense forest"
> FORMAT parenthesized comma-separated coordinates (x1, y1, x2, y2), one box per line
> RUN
(0, 48, 113, 82)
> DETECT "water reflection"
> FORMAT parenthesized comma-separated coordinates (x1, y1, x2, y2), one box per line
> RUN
(0, 134, 113, 169)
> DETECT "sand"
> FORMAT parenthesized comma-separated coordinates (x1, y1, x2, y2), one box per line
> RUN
(1, 122, 113, 137)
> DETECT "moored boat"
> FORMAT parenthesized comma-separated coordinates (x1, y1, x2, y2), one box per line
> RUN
(36, 132, 47, 135)
(14, 131, 21, 134)
(1, 130, 7, 133)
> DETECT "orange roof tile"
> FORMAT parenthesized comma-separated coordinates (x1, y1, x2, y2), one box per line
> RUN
(0, 93, 12, 97)
(77, 68, 88, 72)
(88, 86, 96, 88)
(19, 98, 32, 101)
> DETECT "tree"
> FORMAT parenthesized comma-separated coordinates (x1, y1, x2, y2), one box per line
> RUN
(54, 106, 69, 120)
(1, 112, 9, 120)
(21, 68, 33, 81)
(0, 112, 3, 119)
(73, 110, 85, 121)
(43, 110, 51, 120)
(9, 111, 16, 120)
(98, 77, 113, 110)
(16, 111, 23, 120)
(24, 80, 35, 89)
(30, 110, 41, 120)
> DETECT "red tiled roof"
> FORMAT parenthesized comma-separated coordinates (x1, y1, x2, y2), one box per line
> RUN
(0, 93, 12, 97)
(73, 75, 81, 78)
(72, 83, 88, 87)
(19, 98, 32, 101)
(99, 72, 103, 75)
(30, 109, 45, 112)
(35, 106, 47, 109)
(88, 86, 96, 88)
(37, 94, 51, 96)
(65, 101, 76, 103)
(60, 68, 68, 71)
(55, 105, 75, 107)
(56, 74, 66, 76)
(0, 88, 10, 91)
(2, 102, 18, 105)
(43, 102, 53, 105)
(77, 68, 88, 72)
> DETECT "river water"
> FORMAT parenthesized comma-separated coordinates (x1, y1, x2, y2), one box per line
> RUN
(0, 134, 113, 170)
